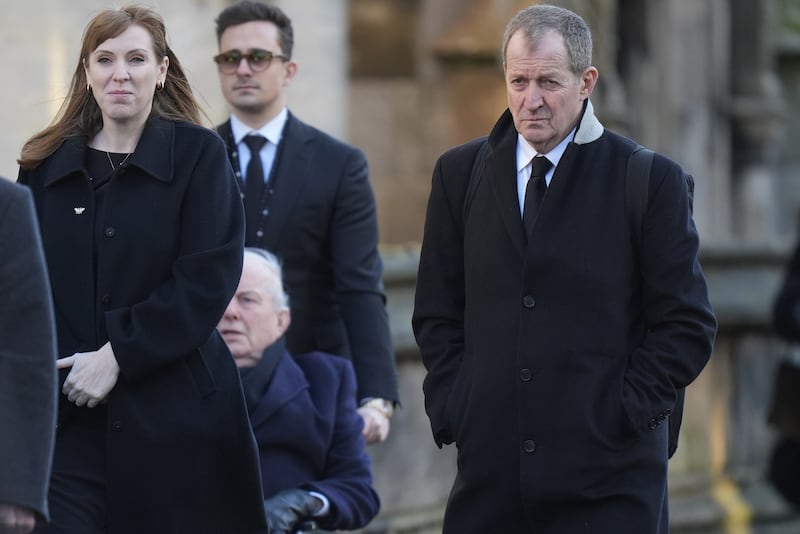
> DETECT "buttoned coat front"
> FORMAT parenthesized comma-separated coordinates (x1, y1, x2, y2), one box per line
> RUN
(413, 104, 717, 533)
(18, 118, 266, 533)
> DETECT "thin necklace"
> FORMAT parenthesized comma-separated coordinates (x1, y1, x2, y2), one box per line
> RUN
(106, 151, 132, 171)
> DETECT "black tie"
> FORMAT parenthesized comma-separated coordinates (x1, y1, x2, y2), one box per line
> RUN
(523, 156, 553, 238)
(243, 135, 267, 243)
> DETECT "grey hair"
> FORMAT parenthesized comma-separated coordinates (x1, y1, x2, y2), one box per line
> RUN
(501, 4, 593, 75)
(244, 247, 290, 311)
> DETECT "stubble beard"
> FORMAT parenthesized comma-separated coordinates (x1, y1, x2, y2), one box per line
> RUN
(233, 99, 268, 117)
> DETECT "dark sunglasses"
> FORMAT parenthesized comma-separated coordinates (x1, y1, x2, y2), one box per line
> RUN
(213, 49, 288, 73)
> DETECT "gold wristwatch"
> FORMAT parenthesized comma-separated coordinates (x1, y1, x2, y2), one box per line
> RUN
(361, 398, 394, 419)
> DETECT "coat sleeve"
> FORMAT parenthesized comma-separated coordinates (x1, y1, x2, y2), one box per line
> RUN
(0, 181, 57, 520)
(106, 132, 245, 381)
(328, 146, 399, 403)
(301, 355, 380, 531)
(623, 156, 717, 435)
(773, 237, 800, 339)
(411, 143, 477, 447)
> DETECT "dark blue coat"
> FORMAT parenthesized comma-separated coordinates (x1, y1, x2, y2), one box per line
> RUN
(18, 118, 266, 533)
(240, 339, 380, 531)
(413, 102, 717, 533)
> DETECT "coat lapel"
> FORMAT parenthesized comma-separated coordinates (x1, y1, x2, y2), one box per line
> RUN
(240, 338, 285, 411)
(247, 344, 308, 427)
(531, 142, 580, 228)
(487, 112, 527, 259)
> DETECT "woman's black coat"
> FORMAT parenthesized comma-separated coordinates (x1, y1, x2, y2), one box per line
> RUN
(19, 118, 266, 533)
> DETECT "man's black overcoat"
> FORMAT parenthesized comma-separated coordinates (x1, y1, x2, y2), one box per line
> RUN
(413, 102, 717, 533)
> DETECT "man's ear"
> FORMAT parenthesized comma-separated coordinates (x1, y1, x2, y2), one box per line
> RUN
(276, 309, 291, 337)
(283, 60, 298, 87)
(580, 66, 599, 99)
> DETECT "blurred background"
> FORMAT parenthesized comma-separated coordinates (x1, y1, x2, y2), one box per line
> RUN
(4, 0, 800, 532)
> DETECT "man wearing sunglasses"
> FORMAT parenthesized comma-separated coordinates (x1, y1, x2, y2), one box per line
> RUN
(213, 1, 399, 445)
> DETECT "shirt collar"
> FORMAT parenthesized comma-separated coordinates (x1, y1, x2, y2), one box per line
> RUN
(515, 127, 575, 172)
(230, 107, 288, 147)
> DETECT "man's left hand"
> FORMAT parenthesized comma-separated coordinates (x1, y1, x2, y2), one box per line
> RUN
(358, 398, 393, 444)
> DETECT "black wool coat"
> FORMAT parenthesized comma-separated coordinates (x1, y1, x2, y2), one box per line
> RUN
(18, 118, 266, 533)
(413, 102, 717, 533)
(0, 180, 57, 522)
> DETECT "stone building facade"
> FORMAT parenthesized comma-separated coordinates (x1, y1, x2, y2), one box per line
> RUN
(4, 0, 800, 532)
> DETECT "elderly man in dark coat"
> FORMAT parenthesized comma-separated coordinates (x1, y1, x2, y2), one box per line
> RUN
(0, 179, 57, 534)
(413, 5, 717, 533)
(218, 248, 380, 534)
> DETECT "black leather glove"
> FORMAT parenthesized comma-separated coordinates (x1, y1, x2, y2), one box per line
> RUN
(263, 489, 322, 534)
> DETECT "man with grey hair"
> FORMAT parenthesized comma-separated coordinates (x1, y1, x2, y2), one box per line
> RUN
(218, 248, 379, 533)
(413, 4, 716, 532)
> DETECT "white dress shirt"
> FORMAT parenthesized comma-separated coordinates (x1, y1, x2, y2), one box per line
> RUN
(515, 129, 574, 217)
(230, 108, 288, 184)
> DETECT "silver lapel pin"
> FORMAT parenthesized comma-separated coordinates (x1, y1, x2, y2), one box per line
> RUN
(74, 207, 86, 214)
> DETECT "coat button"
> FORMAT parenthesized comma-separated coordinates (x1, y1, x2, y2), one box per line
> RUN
(520, 368, 532, 382)
(523, 439, 536, 453)
(112, 420, 122, 431)
(522, 295, 535, 308)
(101, 294, 111, 305)
(261, 208, 269, 216)
(256, 229, 264, 238)
(104, 227, 116, 238)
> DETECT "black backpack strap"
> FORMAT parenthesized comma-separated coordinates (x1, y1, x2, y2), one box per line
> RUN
(625, 145, 653, 245)
(625, 145, 686, 460)
(463, 139, 490, 221)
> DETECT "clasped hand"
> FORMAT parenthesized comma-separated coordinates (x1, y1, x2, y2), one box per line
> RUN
(357, 404, 391, 444)
(0, 503, 35, 534)
(57, 341, 120, 407)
